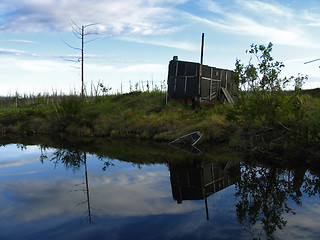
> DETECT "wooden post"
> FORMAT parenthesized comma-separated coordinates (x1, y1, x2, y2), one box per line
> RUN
(201, 33, 204, 65)
(198, 33, 205, 96)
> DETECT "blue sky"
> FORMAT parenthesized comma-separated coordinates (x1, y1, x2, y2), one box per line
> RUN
(1, 0, 320, 95)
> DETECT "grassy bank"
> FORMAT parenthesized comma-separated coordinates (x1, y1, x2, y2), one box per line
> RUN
(0, 91, 235, 142)
(0, 90, 320, 155)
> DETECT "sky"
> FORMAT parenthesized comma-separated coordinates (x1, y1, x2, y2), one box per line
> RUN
(1, 0, 320, 96)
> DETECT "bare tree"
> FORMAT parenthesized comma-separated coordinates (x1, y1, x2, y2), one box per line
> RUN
(62, 20, 99, 99)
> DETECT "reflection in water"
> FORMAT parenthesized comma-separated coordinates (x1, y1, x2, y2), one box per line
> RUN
(51, 149, 85, 171)
(48, 149, 93, 223)
(169, 160, 240, 220)
(7, 141, 320, 239)
(235, 162, 307, 240)
(43, 148, 117, 224)
(170, 143, 203, 155)
(84, 152, 92, 223)
(167, 154, 320, 239)
(303, 168, 320, 197)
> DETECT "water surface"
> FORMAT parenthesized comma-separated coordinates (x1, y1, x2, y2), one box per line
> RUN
(0, 139, 320, 240)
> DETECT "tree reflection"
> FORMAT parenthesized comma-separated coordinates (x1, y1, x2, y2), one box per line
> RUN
(40, 148, 114, 223)
(51, 149, 85, 171)
(40, 147, 113, 172)
(303, 171, 320, 197)
(235, 162, 306, 239)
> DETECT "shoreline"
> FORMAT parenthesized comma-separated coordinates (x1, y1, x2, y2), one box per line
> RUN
(0, 90, 319, 157)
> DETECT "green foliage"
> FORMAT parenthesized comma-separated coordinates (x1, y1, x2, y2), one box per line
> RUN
(233, 42, 307, 127)
(235, 42, 287, 92)
(225, 42, 319, 152)
(58, 96, 83, 123)
(299, 95, 320, 142)
(234, 92, 303, 125)
(293, 73, 308, 89)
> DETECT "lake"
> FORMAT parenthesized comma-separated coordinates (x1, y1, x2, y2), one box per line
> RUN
(0, 136, 319, 240)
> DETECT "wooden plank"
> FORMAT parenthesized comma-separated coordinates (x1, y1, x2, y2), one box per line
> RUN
(201, 77, 220, 81)
(221, 87, 234, 104)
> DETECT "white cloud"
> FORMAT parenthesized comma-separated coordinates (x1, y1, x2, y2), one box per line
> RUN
(304, 11, 320, 27)
(285, 57, 319, 64)
(223, 15, 304, 47)
(0, 57, 69, 73)
(186, 0, 320, 49)
(120, 64, 166, 73)
(85, 62, 166, 74)
(120, 36, 198, 51)
(0, 0, 186, 36)
(239, 0, 293, 18)
(0, 56, 80, 95)
(0, 39, 36, 43)
(85, 63, 114, 72)
(0, 55, 167, 95)
(198, 0, 223, 14)
(0, 47, 37, 56)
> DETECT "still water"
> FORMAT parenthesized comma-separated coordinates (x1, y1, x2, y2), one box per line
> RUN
(0, 139, 320, 240)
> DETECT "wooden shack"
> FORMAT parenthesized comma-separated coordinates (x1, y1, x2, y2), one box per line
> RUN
(167, 56, 237, 105)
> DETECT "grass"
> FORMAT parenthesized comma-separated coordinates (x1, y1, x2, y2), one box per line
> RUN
(0, 89, 320, 155)
(0, 91, 234, 142)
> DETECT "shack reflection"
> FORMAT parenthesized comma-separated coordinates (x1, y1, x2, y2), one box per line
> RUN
(169, 160, 240, 219)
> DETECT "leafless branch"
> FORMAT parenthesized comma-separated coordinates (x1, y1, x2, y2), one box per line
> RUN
(84, 23, 99, 28)
(85, 37, 100, 44)
(69, 18, 81, 31)
(278, 121, 293, 132)
(72, 29, 82, 39)
(61, 39, 81, 51)
(60, 57, 81, 63)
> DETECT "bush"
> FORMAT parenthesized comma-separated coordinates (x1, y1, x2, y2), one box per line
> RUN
(58, 96, 83, 122)
(233, 42, 307, 127)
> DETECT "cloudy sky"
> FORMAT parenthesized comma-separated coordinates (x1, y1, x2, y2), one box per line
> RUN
(1, 0, 320, 95)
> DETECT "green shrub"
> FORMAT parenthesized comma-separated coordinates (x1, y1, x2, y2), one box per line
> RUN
(58, 96, 83, 122)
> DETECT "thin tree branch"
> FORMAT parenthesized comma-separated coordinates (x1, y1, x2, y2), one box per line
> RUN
(60, 57, 81, 63)
(278, 121, 293, 132)
(72, 29, 82, 39)
(69, 18, 81, 31)
(61, 39, 81, 51)
(84, 23, 99, 28)
(85, 37, 100, 44)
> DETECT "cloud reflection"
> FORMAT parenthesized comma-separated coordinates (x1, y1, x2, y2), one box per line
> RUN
(1, 170, 41, 176)
(275, 199, 320, 239)
(0, 158, 39, 169)
(0, 169, 201, 222)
